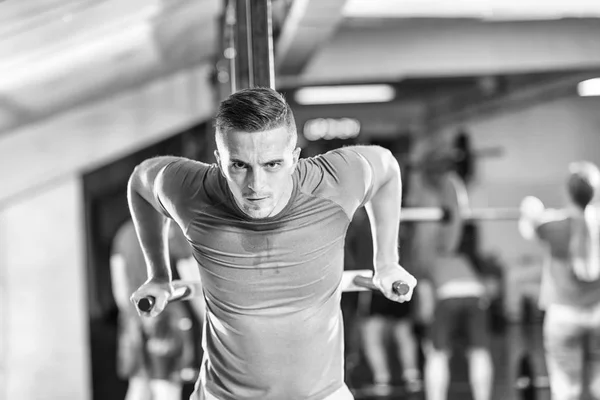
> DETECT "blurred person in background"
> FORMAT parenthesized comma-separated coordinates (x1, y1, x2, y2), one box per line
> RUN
(411, 147, 494, 400)
(519, 161, 600, 400)
(111, 219, 202, 400)
(349, 208, 422, 395)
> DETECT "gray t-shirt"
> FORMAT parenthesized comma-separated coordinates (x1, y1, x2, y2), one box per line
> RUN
(154, 148, 373, 400)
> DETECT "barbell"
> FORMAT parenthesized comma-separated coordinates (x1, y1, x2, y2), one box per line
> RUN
(400, 206, 521, 223)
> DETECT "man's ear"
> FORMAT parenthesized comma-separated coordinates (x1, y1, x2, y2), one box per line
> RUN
(214, 150, 224, 176)
(292, 147, 301, 166)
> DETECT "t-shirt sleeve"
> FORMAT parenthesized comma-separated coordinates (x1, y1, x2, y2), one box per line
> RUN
(153, 159, 211, 231)
(535, 211, 565, 243)
(300, 147, 374, 218)
(536, 222, 551, 242)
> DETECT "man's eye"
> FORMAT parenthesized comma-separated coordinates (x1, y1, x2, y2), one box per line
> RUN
(232, 162, 246, 169)
(266, 162, 281, 169)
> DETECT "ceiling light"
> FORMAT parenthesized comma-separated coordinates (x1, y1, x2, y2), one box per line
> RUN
(577, 78, 600, 97)
(294, 84, 395, 105)
(342, 0, 600, 20)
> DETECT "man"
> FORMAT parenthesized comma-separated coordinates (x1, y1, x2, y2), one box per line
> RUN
(127, 87, 416, 400)
(519, 161, 600, 400)
(410, 150, 493, 400)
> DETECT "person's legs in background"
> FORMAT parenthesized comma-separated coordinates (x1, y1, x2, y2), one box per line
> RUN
(423, 298, 454, 400)
(583, 303, 600, 399)
(360, 315, 392, 394)
(544, 304, 585, 400)
(390, 317, 423, 392)
(587, 330, 600, 400)
(465, 297, 494, 400)
(424, 341, 451, 400)
(467, 348, 493, 400)
(118, 315, 151, 400)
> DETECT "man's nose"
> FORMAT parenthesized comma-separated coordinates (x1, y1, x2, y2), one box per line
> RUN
(247, 168, 265, 191)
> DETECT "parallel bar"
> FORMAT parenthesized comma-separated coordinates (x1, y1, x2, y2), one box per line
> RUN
(249, 0, 275, 88)
(468, 207, 522, 221)
(136, 270, 401, 313)
(137, 284, 198, 313)
(353, 276, 410, 296)
(340, 269, 373, 292)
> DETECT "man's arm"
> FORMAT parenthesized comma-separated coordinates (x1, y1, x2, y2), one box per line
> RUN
(518, 196, 553, 242)
(127, 156, 182, 314)
(348, 145, 417, 301)
(353, 146, 401, 268)
(519, 196, 545, 241)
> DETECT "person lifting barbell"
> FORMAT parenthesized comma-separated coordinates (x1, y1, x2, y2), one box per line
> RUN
(110, 220, 200, 400)
(518, 161, 600, 400)
(406, 150, 495, 400)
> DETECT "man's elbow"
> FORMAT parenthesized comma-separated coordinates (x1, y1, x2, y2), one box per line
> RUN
(379, 147, 401, 180)
(127, 159, 160, 204)
(352, 145, 401, 191)
(129, 157, 166, 192)
(127, 164, 145, 198)
(370, 145, 394, 160)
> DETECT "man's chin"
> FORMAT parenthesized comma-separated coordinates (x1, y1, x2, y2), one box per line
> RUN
(244, 211, 271, 219)
(242, 205, 273, 219)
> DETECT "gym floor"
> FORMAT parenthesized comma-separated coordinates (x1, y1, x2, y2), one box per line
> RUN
(350, 323, 550, 400)
(89, 318, 550, 400)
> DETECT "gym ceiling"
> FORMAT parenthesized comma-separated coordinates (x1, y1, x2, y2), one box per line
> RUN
(2, 0, 600, 135)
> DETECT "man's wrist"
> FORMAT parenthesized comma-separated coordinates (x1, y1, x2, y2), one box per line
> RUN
(374, 261, 400, 272)
(148, 273, 171, 282)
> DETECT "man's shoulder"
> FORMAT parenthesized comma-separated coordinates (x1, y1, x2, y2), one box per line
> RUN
(295, 148, 369, 216)
(297, 149, 355, 189)
(163, 158, 214, 176)
(297, 147, 364, 175)
(158, 159, 224, 208)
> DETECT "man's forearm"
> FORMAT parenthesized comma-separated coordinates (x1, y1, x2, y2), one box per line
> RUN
(365, 158, 402, 269)
(127, 168, 172, 281)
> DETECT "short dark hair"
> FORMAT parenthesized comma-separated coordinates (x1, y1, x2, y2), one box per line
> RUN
(215, 87, 296, 139)
(568, 161, 600, 209)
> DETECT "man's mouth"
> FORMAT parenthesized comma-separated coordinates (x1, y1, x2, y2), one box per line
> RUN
(246, 196, 268, 202)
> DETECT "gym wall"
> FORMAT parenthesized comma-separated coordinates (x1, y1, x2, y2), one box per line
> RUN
(434, 94, 600, 269)
(0, 65, 215, 400)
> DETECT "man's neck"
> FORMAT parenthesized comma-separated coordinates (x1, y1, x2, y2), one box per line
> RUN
(266, 176, 295, 218)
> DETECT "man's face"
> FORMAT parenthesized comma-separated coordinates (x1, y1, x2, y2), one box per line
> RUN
(216, 126, 300, 219)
